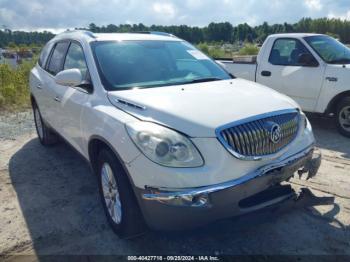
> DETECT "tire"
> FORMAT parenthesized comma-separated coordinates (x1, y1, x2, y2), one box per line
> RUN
(32, 103, 58, 146)
(336, 97, 350, 138)
(97, 149, 146, 238)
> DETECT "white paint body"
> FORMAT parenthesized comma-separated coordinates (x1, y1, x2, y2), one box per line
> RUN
(30, 32, 315, 191)
(219, 33, 350, 114)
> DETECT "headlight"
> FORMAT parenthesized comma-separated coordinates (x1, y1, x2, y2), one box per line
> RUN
(300, 112, 309, 131)
(126, 122, 203, 167)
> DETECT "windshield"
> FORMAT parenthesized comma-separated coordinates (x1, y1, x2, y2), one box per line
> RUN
(91, 40, 231, 90)
(304, 35, 350, 64)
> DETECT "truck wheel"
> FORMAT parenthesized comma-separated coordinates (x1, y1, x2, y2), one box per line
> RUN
(336, 97, 350, 138)
(32, 103, 58, 145)
(97, 149, 146, 238)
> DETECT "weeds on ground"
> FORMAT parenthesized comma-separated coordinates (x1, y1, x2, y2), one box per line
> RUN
(238, 44, 259, 55)
(0, 60, 35, 112)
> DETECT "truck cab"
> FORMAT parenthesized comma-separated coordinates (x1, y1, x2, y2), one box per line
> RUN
(219, 33, 350, 137)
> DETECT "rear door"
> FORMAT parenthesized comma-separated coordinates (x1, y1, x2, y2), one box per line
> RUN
(42, 41, 70, 131)
(29, 42, 55, 123)
(256, 38, 325, 112)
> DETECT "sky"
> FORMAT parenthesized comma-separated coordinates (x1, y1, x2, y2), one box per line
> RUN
(0, 0, 350, 33)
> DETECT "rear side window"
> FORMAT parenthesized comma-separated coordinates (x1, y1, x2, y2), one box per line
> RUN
(64, 42, 88, 80)
(38, 42, 53, 67)
(47, 42, 69, 75)
(269, 38, 312, 66)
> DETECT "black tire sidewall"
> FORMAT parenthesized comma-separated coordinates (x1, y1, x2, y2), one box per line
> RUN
(97, 149, 146, 238)
(32, 103, 58, 145)
(33, 104, 47, 145)
(336, 97, 350, 138)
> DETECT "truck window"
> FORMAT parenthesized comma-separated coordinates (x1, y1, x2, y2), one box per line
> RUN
(304, 35, 350, 64)
(269, 38, 314, 66)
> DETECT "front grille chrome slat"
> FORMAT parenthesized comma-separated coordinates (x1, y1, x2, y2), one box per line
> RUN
(252, 121, 262, 155)
(248, 122, 258, 156)
(232, 130, 242, 154)
(241, 125, 252, 156)
(236, 126, 247, 155)
(217, 110, 300, 160)
(225, 130, 235, 150)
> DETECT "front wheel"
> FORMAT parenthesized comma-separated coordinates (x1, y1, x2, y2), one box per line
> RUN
(336, 97, 350, 138)
(97, 149, 146, 238)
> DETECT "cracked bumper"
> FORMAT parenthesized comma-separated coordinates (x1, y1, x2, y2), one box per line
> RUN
(135, 146, 321, 230)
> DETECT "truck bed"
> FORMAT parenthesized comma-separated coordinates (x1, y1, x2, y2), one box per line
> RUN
(216, 57, 257, 82)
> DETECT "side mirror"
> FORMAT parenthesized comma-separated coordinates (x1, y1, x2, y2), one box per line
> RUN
(298, 53, 319, 67)
(55, 68, 83, 87)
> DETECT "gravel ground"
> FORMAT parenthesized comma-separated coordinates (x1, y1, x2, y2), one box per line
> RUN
(0, 111, 35, 140)
(0, 111, 349, 258)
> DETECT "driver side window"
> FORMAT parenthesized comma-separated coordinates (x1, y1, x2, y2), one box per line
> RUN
(64, 42, 89, 80)
(269, 38, 315, 66)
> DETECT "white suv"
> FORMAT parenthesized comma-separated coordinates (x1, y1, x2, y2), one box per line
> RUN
(30, 31, 321, 238)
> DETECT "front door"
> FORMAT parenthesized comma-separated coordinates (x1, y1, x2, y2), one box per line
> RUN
(51, 41, 91, 154)
(257, 38, 325, 112)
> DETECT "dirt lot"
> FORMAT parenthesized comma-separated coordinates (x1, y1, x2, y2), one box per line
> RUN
(0, 111, 349, 257)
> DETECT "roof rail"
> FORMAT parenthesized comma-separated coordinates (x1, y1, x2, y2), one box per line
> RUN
(134, 31, 176, 38)
(61, 30, 96, 38)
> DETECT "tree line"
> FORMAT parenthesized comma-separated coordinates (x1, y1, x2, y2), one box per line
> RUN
(0, 30, 55, 48)
(1, 17, 350, 48)
(84, 17, 350, 44)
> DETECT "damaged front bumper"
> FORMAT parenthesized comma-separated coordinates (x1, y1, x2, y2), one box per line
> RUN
(136, 145, 321, 230)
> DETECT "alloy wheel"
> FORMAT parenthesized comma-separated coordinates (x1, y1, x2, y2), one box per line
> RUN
(101, 162, 122, 224)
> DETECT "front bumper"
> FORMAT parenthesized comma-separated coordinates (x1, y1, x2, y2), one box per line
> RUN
(135, 146, 321, 230)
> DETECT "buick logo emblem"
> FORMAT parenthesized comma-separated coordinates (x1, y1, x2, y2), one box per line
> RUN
(270, 123, 282, 144)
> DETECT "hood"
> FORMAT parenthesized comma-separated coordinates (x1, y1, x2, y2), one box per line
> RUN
(107, 79, 299, 137)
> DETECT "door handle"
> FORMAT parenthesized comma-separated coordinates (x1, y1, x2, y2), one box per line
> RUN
(261, 71, 271, 77)
(326, 77, 337, 82)
(36, 83, 42, 89)
(54, 96, 61, 102)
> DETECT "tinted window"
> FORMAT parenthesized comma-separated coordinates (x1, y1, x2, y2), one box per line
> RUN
(92, 40, 231, 90)
(64, 42, 88, 80)
(47, 42, 69, 75)
(269, 38, 313, 66)
(38, 42, 52, 67)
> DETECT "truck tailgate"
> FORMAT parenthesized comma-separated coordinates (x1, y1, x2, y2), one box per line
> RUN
(217, 59, 257, 82)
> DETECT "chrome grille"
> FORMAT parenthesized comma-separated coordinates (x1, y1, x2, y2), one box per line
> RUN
(217, 111, 300, 160)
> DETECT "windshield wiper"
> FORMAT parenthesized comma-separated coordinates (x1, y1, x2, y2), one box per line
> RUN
(328, 58, 350, 64)
(186, 77, 223, 84)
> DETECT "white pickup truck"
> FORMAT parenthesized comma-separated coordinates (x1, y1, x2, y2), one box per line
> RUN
(218, 33, 350, 137)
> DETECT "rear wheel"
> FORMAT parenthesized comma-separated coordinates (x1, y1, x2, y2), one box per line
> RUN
(336, 97, 350, 138)
(97, 149, 146, 238)
(32, 103, 58, 145)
